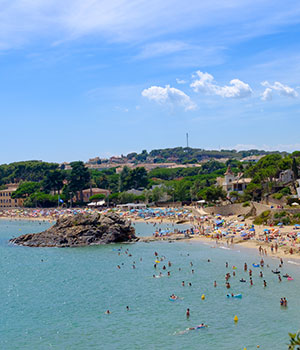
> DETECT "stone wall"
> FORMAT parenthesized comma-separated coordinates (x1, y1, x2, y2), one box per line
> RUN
(201, 202, 270, 217)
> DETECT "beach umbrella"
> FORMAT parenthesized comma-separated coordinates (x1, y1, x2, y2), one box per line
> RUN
(277, 223, 283, 226)
(249, 228, 255, 232)
(292, 202, 299, 206)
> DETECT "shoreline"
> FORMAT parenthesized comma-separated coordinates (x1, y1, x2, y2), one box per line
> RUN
(188, 235, 300, 261)
(0, 216, 55, 223)
(1, 210, 300, 261)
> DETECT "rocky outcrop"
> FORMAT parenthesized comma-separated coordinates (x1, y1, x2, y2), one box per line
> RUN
(10, 212, 137, 247)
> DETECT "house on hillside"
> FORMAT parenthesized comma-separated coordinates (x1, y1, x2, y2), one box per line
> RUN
(278, 169, 293, 184)
(241, 155, 264, 163)
(0, 184, 24, 208)
(75, 188, 110, 203)
(216, 166, 251, 195)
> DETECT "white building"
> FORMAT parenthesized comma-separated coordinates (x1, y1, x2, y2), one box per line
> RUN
(241, 155, 264, 163)
(217, 166, 251, 195)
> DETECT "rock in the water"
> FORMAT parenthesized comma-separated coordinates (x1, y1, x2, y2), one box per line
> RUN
(10, 212, 137, 247)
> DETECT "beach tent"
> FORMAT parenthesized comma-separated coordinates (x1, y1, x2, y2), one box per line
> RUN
(292, 202, 299, 206)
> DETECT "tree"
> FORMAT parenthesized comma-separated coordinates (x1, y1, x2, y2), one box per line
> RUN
(89, 194, 106, 201)
(292, 158, 299, 180)
(25, 192, 59, 208)
(243, 182, 262, 201)
(128, 167, 148, 189)
(119, 166, 131, 191)
(43, 170, 64, 194)
(12, 182, 41, 198)
(206, 186, 226, 202)
(289, 331, 300, 349)
(135, 150, 148, 162)
(68, 161, 90, 202)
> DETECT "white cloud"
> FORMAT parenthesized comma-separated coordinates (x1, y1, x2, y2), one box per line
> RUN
(261, 81, 298, 100)
(136, 41, 189, 60)
(142, 85, 196, 111)
(176, 78, 187, 84)
(114, 106, 129, 112)
(190, 71, 252, 99)
(1, 1, 300, 49)
(261, 87, 273, 101)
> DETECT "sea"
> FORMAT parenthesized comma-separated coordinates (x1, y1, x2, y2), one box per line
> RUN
(1, 219, 300, 350)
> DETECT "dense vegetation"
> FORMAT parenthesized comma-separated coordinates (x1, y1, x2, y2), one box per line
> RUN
(127, 147, 284, 164)
(0, 149, 299, 207)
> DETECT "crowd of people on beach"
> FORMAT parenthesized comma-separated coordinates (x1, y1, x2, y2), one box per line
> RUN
(2, 205, 300, 257)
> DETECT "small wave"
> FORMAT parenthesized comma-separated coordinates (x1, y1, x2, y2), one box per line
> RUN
(219, 246, 231, 250)
(287, 261, 300, 266)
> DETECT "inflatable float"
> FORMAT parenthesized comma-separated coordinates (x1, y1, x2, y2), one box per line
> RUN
(252, 264, 260, 268)
(288, 277, 294, 281)
(227, 294, 242, 298)
(272, 270, 280, 274)
(240, 279, 246, 283)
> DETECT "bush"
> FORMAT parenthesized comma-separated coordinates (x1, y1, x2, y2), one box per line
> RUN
(254, 210, 271, 225)
(273, 193, 283, 200)
(274, 211, 287, 219)
(253, 217, 263, 225)
(261, 210, 271, 218)
(280, 187, 291, 195)
(282, 217, 291, 225)
(242, 201, 250, 207)
(89, 193, 106, 201)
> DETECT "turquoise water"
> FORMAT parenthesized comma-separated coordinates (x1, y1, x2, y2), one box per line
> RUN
(1, 219, 300, 350)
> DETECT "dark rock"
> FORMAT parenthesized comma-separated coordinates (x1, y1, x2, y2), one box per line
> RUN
(10, 212, 137, 247)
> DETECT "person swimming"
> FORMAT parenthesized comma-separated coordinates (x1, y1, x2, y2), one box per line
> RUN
(189, 323, 207, 330)
(240, 278, 246, 282)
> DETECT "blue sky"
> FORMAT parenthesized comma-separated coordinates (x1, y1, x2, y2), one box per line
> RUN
(1, 0, 300, 163)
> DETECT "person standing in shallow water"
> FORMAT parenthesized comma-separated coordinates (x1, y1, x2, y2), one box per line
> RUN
(186, 308, 190, 318)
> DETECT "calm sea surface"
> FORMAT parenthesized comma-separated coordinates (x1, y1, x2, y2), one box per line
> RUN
(1, 219, 300, 350)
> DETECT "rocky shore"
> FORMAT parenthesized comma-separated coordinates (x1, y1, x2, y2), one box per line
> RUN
(10, 212, 137, 247)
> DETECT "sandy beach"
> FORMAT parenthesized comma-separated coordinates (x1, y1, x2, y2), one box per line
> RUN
(2, 206, 300, 260)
